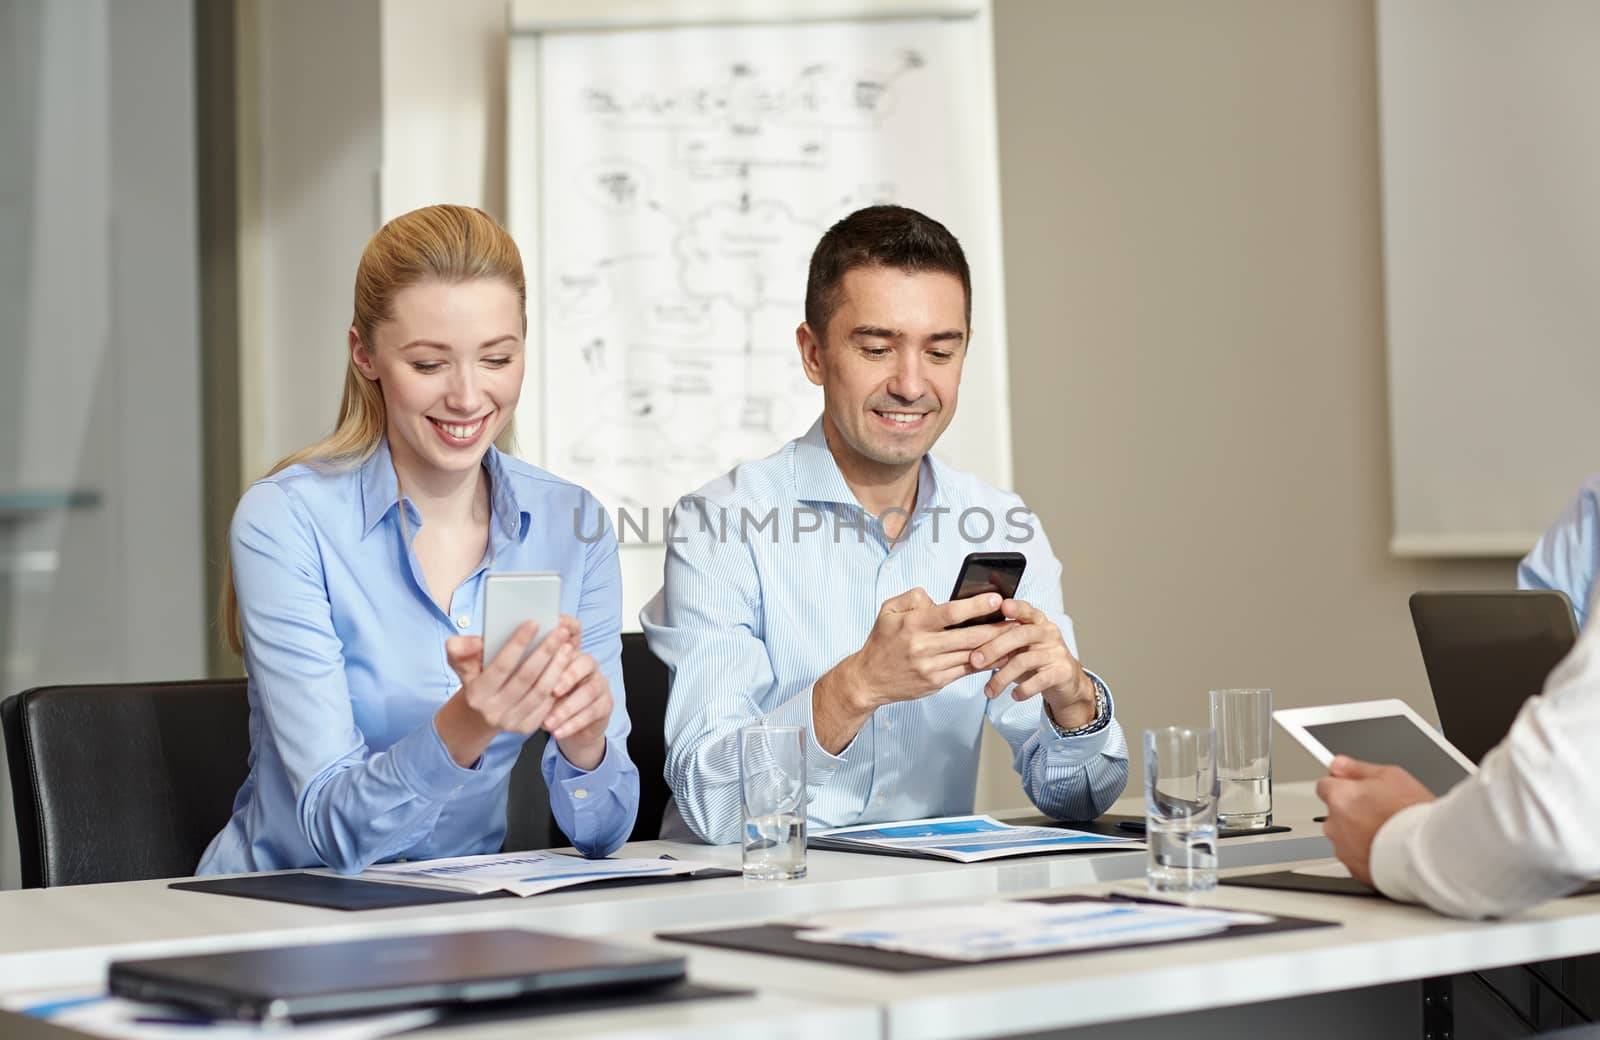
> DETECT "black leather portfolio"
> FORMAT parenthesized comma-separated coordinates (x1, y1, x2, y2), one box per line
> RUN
(171, 863, 739, 912)
(660, 893, 1336, 972)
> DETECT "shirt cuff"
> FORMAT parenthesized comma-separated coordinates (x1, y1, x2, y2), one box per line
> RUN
(549, 735, 625, 786)
(764, 683, 851, 788)
(1040, 671, 1115, 747)
(1369, 800, 1435, 904)
(393, 718, 488, 802)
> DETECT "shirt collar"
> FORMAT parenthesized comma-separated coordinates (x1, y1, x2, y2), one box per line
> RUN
(359, 437, 531, 544)
(359, 437, 406, 536)
(791, 415, 943, 514)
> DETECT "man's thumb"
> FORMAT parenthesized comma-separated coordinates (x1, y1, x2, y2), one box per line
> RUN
(1329, 755, 1382, 779)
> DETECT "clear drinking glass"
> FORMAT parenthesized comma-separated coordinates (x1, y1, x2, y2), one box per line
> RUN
(1145, 726, 1219, 894)
(1210, 688, 1273, 829)
(739, 724, 807, 880)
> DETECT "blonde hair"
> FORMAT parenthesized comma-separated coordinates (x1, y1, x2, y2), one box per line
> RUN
(221, 204, 527, 655)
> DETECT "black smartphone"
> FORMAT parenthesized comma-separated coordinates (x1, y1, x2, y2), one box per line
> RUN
(945, 551, 1027, 628)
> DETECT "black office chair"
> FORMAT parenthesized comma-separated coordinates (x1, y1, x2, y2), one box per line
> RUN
(501, 729, 563, 852)
(1, 679, 251, 888)
(502, 633, 674, 848)
(496, 627, 678, 844)
(621, 631, 673, 842)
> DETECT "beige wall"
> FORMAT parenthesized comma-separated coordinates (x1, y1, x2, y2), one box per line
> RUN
(974, 0, 1514, 809)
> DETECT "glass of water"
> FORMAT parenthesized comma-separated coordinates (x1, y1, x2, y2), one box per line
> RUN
(1145, 726, 1219, 895)
(1210, 688, 1273, 829)
(739, 724, 807, 880)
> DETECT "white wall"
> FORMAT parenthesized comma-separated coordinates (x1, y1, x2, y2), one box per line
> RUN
(381, 0, 509, 222)
(1378, 0, 1600, 556)
(982, 0, 1515, 809)
(238, 0, 382, 480)
(238, 0, 509, 479)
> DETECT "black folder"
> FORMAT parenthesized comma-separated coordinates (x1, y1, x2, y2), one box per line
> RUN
(1223, 869, 1600, 900)
(1010, 813, 1292, 839)
(660, 893, 1336, 972)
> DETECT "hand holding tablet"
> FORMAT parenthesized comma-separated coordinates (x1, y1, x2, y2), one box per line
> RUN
(1277, 698, 1466, 886)
(1274, 698, 1476, 797)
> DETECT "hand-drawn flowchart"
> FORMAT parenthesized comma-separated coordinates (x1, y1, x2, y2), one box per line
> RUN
(535, 18, 991, 529)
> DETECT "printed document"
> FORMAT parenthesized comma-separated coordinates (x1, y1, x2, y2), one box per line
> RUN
(811, 815, 1142, 862)
(356, 850, 721, 897)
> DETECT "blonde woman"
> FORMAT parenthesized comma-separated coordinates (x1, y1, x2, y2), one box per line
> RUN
(199, 205, 637, 875)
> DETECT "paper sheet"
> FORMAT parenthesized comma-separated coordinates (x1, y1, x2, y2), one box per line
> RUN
(357, 850, 721, 897)
(795, 900, 1272, 961)
(1290, 861, 1355, 879)
(812, 815, 1142, 862)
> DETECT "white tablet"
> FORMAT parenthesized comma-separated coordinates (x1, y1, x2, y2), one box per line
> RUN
(1274, 698, 1478, 797)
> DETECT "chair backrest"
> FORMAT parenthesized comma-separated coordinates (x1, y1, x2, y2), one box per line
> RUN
(1, 679, 251, 888)
(501, 729, 563, 853)
(502, 635, 673, 848)
(621, 631, 672, 842)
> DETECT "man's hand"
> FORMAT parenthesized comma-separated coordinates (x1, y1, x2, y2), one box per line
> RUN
(1315, 756, 1435, 885)
(811, 588, 1008, 754)
(969, 598, 1098, 731)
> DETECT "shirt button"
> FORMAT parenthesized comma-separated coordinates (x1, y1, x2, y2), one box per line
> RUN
(455, 615, 470, 629)
(573, 788, 588, 800)
(882, 719, 893, 730)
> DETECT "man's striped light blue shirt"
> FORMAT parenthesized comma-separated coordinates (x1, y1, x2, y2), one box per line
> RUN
(641, 418, 1129, 844)
(1519, 473, 1600, 630)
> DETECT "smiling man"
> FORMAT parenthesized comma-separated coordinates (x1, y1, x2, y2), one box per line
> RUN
(641, 205, 1128, 844)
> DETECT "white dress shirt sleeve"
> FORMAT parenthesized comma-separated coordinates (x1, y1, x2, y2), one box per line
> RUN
(1370, 612, 1600, 918)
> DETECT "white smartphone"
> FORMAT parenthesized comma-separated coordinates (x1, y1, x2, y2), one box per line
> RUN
(482, 572, 562, 667)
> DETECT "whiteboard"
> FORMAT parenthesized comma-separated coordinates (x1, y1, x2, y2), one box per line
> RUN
(507, 10, 1011, 624)
(1379, 0, 1600, 556)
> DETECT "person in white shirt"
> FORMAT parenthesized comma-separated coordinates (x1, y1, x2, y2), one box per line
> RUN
(1316, 613, 1600, 918)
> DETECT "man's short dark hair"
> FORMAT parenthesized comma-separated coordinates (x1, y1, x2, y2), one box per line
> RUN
(804, 205, 972, 341)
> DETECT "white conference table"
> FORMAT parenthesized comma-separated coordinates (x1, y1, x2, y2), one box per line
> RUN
(0, 787, 1331, 992)
(6, 784, 1599, 1038)
(626, 865, 1600, 1040)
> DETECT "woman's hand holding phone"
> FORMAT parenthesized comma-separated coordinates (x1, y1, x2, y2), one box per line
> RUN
(539, 642, 614, 772)
(435, 616, 587, 768)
